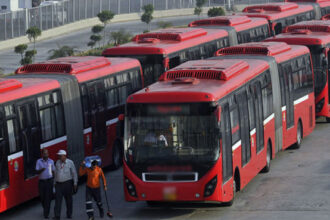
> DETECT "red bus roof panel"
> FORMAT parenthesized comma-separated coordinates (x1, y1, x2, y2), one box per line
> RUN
(16, 56, 111, 75)
(287, 0, 329, 3)
(216, 42, 291, 56)
(160, 60, 249, 81)
(189, 16, 252, 27)
(0, 79, 22, 93)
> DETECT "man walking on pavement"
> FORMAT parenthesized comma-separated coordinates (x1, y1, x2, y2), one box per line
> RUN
(53, 150, 78, 220)
(36, 149, 55, 219)
(79, 160, 112, 220)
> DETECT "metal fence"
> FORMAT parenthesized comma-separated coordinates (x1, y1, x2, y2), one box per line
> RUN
(0, 0, 281, 41)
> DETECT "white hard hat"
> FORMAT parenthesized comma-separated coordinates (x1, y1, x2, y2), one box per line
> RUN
(57, 150, 67, 155)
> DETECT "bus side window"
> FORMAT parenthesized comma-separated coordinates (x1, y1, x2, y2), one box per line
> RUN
(0, 107, 9, 188)
(38, 92, 65, 142)
(81, 85, 91, 128)
(104, 76, 119, 108)
(247, 87, 256, 131)
(4, 105, 21, 154)
(261, 71, 273, 119)
(129, 69, 142, 92)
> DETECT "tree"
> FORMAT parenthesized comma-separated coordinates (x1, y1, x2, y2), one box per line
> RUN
(110, 29, 132, 46)
(14, 44, 28, 61)
(207, 7, 225, 17)
(87, 41, 96, 49)
(48, 45, 78, 59)
(157, 21, 173, 29)
(26, 26, 41, 50)
(194, 0, 207, 17)
(97, 10, 115, 46)
(20, 50, 37, 65)
(90, 34, 102, 48)
(141, 4, 154, 31)
(91, 25, 104, 34)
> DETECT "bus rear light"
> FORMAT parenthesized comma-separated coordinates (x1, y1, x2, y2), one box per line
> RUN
(204, 175, 217, 197)
(125, 177, 137, 197)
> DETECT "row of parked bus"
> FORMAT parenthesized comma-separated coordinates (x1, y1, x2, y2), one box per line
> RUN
(0, 0, 329, 213)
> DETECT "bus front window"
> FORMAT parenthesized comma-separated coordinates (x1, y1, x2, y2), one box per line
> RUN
(124, 103, 220, 166)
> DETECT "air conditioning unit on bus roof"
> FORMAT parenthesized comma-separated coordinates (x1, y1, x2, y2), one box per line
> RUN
(132, 28, 207, 42)
(284, 20, 330, 33)
(188, 16, 252, 27)
(16, 56, 111, 75)
(159, 59, 249, 82)
(243, 2, 299, 12)
(0, 79, 22, 93)
(216, 42, 291, 56)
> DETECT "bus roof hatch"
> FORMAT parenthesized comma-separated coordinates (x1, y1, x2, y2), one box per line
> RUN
(189, 16, 252, 27)
(16, 56, 111, 75)
(160, 59, 249, 81)
(216, 42, 291, 56)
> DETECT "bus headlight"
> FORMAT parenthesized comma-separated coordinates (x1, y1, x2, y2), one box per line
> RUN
(125, 177, 137, 197)
(204, 175, 217, 197)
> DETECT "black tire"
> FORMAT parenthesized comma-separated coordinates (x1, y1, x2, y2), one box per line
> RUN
(326, 117, 330, 123)
(261, 143, 271, 173)
(293, 121, 303, 149)
(222, 179, 236, 206)
(146, 201, 159, 207)
(112, 141, 123, 169)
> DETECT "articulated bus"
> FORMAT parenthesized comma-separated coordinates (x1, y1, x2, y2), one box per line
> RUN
(322, 13, 330, 19)
(188, 15, 271, 44)
(287, 0, 330, 17)
(0, 56, 143, 213)
(239, 2, 316, 34)
(264, 20, 330, 120)
(102, 28, 229, 86)
(214, 42, 315, 153)
(122, 42, 314, 204)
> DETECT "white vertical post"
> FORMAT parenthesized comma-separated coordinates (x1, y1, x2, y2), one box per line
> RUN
(39, 6, 42, 30)
(85, 0, 87, 19)
(11, 12, 14, 38)
(4, 13, 7, 40)
(128, 0, 131, 13)
(118, 0, 120, 14)
(140, 0, 143, 12)
(166, 0, 168, 10)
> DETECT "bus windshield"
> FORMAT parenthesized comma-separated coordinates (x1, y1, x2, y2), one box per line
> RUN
(310, 45, 327, 96)
(124, 103, 220, 165)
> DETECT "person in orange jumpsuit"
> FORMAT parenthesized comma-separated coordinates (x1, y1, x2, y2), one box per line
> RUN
(79, 160, 110, 220)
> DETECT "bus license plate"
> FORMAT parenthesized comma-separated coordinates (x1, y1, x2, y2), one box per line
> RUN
(163, 187, 177, 201)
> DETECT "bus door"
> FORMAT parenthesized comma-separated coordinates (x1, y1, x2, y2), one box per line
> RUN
(251, 82, 264, 153)
(283, 65, 295, 128)
(221, 104, 233, 183)
(0, 106, 9, 188)
(326, 49, 330, 104)
(17, 100, 41, 179)
(87, 81, 107, 151)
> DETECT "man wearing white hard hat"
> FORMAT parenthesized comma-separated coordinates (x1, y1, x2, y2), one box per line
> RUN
(53, 150, 78, 220)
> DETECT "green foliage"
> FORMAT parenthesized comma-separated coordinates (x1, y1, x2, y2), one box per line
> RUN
(26, 26, 41, 50)
(90, 34, 102, 42)
(48, 45, 77, 59)
(110, 29, 132, 45)
(21, 56, 33, 65)
(87, 41, 96, 49)
(97, 10, 115, 24)
(25, 50, 37, 58)
(141, 4, 154, 31)
(157, 21, 173, 29)
(194, 0, 207, 16)
(143, 30, 150, 33)
(14, 44, 28, 60)
(207, 7, 225, 17)
(78, 43, 114, 56)
(91, 25, 104, 34)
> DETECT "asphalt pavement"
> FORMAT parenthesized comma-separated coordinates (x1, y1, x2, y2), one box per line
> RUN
(0, 15, 206, 74)
(1, 119, 330, 220)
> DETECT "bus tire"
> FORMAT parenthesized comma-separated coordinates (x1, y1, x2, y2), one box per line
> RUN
(261, 141, 271, 173)
(223, 170, 239, 206)
(112, 141, 123, 169)
(293, 120, 303, 149)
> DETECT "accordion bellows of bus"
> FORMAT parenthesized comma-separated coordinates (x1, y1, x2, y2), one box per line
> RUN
(122, 42, 315, 205)
(0, 56, 144, 213)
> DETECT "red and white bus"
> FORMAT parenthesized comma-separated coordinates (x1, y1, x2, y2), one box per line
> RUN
(0, 56, 143, 213)
(322, 13, 330, 19)
(239, 2, 316, 34)
(102, 28, 229, 86)
(264, 20, 330, 120)
(188, 15, 271, 44)
(122, 42, 314, 204)
(287, 0, 330, 17)
(215, 42, 315, 152)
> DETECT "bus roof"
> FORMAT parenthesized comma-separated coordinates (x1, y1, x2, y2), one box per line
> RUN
(15, 56, 141, 83)
(0, 77, 60, 104)
(239, 2, 314, 21)
(127, 59, 269, 104)
(264, 20, 330, 46)
(102, 28, 228, 56)
(188, 15, 269, 32)
(215, 42, 310, 63)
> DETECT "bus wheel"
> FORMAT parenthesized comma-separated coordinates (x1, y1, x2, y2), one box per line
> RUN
(112, 141, 123, 169)
(222, 178, 236, 207)
(261, 142, 271, 173)
(293, 121, 303, 149)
